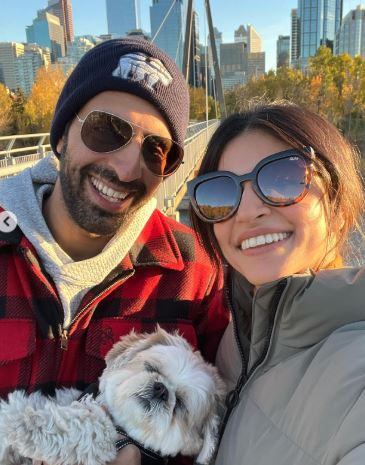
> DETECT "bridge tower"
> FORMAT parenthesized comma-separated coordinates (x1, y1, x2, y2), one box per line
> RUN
(182, 0, 226, 118)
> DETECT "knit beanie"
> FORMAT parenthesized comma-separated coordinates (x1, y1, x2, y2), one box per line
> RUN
(50, 37, 190, 156)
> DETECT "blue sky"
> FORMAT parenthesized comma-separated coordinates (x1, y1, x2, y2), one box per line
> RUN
(0, 0, 359, 71)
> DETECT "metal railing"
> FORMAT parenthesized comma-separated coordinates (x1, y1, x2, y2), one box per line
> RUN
(0, 120, 220, 214)
(156, 120, 219, 213)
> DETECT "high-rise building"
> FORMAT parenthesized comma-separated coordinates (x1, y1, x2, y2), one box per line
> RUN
(0, 42, 25, 90)
(247, 25, 262, 53)
(235, 25, 247, 45)
(150, 0, 186, 70)
(298, 0, 343, 67)
(57, 36, 97, 73)
(220, 23, 265, 91)
(291, 8, 300, 67)
(46, 0, 74, 53)
(26, 10, 65, 62)
(246, 52, 265, 79)
(17, 44, 51, 94)
(106, 0, 141, 36)
(337, 4, 365, 57)
(220, 42, 246, 91)
(277, 35, 290, 68)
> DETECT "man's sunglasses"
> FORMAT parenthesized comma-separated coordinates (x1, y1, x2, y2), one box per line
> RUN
(188, 147, 315, 223)
(76, 110, 184, 177)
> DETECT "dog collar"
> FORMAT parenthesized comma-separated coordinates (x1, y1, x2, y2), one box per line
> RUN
(115, 425, 168, 463)
(79, 383, 168, 463)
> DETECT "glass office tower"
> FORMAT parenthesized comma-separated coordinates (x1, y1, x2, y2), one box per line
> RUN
(298, 0, 343, 67)
(106, 0, 141, 36)
(150, 0, 187, 70)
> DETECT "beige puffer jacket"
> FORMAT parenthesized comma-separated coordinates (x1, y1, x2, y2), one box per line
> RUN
(215, 267, 365, 465)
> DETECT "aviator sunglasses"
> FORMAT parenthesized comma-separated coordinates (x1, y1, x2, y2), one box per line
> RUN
(188, 147, 315, 223)
(76, 110, 184, 177)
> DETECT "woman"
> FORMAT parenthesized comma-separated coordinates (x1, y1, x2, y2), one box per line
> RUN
(188, 101, 365, 465)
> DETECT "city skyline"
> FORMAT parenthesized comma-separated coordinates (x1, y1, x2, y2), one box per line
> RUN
(0, 0, 360, 71)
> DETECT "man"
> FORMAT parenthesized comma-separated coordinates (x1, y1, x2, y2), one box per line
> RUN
(0, 38, 228, 463)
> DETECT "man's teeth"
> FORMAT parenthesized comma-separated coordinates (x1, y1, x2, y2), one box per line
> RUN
(90, 176, 128, 202)
(241, 232, 290, 251)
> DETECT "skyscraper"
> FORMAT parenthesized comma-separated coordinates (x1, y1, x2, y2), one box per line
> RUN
(298, 0, 343, 67)
(247, 25, 262, 53)
(234, 25, 247, 45)
(17, 44, 51, 95)
(46, 0, 74, 52)
(277, 35, 290, 68)
(0, 42, 25, 90)
(291, 8, 300, 67)
(106, 0, 141, 36)
(26, 10, 65, 62)
(150, 0, 186, 70)
(337, 4, 365, 57)
(220, 41, 246, 91)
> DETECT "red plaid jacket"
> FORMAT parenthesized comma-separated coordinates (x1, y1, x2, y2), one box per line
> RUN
(0, 208, 229, 398)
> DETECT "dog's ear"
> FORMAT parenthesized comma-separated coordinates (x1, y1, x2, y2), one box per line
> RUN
(195, 372, 227, 465)
(105, 325, 192, 370)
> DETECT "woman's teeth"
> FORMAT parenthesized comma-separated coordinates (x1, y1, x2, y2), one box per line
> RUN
(241, 232, 290, 250)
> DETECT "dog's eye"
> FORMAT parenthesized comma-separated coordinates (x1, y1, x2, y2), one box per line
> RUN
(144, 361, 161, 374)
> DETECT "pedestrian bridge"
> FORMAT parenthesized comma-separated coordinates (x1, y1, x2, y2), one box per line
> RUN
(0, 120, 219, 219)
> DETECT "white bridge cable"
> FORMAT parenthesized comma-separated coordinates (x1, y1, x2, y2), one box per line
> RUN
(151, 0, 177, 43)
(175, 0, 189, 64)
(175, 29, 183, 63)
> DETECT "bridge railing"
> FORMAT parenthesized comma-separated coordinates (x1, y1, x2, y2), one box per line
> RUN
(0, 133, 50, 160)
(156, 120, 219, 213)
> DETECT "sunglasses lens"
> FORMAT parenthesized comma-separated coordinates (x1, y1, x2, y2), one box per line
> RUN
(258, 155, 308, 204)
(143, 135, 184, 176)
(194, 176, 238, 221)
(81, 111, 133, 152)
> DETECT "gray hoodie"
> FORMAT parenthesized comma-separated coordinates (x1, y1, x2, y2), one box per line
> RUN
(0, 155, 156, 329)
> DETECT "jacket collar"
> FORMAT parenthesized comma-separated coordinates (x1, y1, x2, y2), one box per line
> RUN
(231, 267, 365, 369)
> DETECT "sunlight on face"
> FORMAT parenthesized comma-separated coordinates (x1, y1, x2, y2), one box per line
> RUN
(213, 130, 331, 286)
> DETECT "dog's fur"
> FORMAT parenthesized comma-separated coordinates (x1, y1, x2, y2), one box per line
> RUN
(0, 327, 226, 465)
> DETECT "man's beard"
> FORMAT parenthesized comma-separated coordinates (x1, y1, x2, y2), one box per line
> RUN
(58, 144, 151, 236)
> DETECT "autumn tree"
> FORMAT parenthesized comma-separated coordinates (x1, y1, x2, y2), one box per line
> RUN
(0, 83, 13, 135)
(189, 86, 218, 121)
(24, 65, 67, 133)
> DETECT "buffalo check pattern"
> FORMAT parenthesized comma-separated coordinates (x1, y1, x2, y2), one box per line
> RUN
(0, 208, 229, 399)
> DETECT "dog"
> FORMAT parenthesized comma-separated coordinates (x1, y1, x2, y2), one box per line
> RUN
(0, 326, 226, 465)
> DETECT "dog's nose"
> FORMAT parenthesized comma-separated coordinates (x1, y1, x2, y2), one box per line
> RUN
(153, 381, 169, 401)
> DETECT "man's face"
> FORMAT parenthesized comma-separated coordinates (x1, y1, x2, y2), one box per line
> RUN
(56, 91, 171, 236)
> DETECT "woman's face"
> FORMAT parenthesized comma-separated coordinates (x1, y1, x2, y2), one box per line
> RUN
(213, 130, 331, 286)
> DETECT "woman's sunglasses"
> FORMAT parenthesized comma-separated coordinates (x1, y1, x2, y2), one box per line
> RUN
(188, 147, 315, 223)
(76, 110, 184, 177)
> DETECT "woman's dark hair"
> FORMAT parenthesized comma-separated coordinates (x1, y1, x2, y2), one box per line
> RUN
(189, 100, 364, 269)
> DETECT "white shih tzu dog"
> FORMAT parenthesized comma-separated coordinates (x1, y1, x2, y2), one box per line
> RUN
(0, 326, 226, 465)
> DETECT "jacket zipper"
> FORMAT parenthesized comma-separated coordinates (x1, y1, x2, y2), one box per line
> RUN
(217, 276, 288, 447)
(59, 269, 136, 350)
(19, 246, 136, 350)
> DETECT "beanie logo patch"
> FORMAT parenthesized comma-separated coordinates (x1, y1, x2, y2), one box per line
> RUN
(112, 52, 172, 90)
